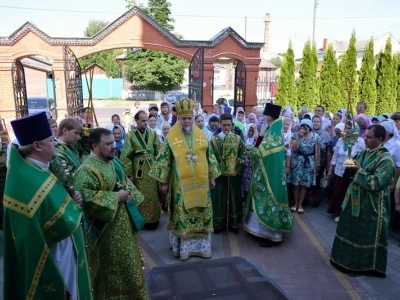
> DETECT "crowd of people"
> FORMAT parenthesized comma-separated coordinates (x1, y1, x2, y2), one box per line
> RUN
(1, 97, 399, 299)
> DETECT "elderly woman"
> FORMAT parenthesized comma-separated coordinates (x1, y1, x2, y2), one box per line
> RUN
(112, 125, 125, 158)
(311, 115, 332, 207)
(327, 122, 365, 221)
(354, 113, 372, 138)
(287, 119, 321, 214)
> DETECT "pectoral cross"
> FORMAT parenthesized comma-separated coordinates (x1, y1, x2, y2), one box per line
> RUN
(195, 136, 206, 146)
(172, 138, 183, 148)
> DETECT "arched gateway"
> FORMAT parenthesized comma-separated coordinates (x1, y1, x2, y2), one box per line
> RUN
(0, 6, 263, 123)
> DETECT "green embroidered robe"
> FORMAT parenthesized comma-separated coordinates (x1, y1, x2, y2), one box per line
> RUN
(120, 128, 161, 223)
(244, 119, 294, 233)
(3, 145, 92, 300)
(210, 132, 246, 230)
(74, 155, 150, 300)
(49, 140, 81, 189)
(148, 125, 221, 238)
(331, 147, 395, 275)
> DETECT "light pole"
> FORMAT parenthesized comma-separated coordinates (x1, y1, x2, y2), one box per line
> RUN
(312, 0, 319, 45)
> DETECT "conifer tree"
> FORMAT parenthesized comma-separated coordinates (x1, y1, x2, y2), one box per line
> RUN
(297, 41, 318, 109)
(393, 53, 400, 111)
(340, 31, 358, 113)
(319, 44, 342, 113)
(358, 38, 377, 115)
(376, 38, 395, 115)
(275, 42, 297, 111)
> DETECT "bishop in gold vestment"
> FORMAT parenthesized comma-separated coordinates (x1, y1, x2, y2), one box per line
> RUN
(149, 98, 221, 260)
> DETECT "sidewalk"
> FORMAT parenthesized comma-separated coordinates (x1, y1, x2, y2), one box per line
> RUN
(139, 202, 400, 300)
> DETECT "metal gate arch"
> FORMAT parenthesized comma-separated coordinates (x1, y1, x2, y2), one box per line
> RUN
(234, 61, 246, 114)
(188, 47, 204, 105)
(63, 45, 84, 117)
(11, 60, 28, 119)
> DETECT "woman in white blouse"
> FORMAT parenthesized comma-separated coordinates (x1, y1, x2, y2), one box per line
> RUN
(327, 122, 365, 221)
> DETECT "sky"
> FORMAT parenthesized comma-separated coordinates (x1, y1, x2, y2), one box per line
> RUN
(1, 0, 400, 57)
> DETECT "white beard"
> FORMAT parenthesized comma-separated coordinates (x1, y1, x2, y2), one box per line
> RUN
(182, 126, 192, 134)
(259, 122, 269, 136)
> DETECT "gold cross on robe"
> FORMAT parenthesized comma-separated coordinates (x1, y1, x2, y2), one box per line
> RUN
(172, 137, 183, 148)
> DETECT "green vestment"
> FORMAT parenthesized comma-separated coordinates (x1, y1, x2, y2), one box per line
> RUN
(74, 155, 150, 300)
(3, 146, 92, 300)
(120, 128, 161, 223)
(148, 125, 221, 238)
(244, 119, 294, 233)
(49, 140, 81, 189)
(331, 147, 395, 275)
(210, 132, 246, 230)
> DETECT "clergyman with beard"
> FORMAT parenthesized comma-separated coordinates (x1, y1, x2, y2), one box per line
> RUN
(149, 98, 221, 260)
(74, 128, 150, 299)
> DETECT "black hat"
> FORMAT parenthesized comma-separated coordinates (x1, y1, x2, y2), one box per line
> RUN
(11, 112, 53, 146)
(263, 103, 282, 119)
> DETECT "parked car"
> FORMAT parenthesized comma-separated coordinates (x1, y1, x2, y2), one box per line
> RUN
(163, 92, 189, 106)
(27, 97, 55, 119)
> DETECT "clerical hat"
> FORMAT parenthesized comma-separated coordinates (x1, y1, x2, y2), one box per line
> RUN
(11, 112, 53, 146)
(175, 98, 195, 117)
(263, 103, 282, 119)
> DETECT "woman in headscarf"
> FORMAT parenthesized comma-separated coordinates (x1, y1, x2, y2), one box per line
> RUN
(159, 121, 171, 143)
(381, 121, 400, 192)
(195, 114, 214, 141)
(82, 107, 93, 126)
(106, 114, 126, 133)
(287, 119, 321, 214)
(147, 114, 161, 136)
(310, 114, 332, 207)
(354, 113, 372, 138)
(234, 108, 246, 133)
(112, 125, 125, 158)
(327, 121, 365, 221)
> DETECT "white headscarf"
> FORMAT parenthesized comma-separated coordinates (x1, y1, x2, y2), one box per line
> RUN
(381, 120, 400, 140)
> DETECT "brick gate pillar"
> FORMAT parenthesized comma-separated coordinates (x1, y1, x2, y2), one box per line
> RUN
(0, 60, 16, 121)
(52, 60, 67, 120)
(202, 61, 214, 113)
(244, 63, 260, 113)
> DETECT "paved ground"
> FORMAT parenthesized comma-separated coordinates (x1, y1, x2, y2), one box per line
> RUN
(2, 101, 400, 299)
(139, 201, 400, 300)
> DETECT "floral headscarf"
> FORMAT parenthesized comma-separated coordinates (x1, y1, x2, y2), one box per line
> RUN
(354, 113, 372, 138)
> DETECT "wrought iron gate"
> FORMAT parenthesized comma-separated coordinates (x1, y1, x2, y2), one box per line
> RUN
(11, 60, 28, 118)
(188, 47, 204, 104)
(63, 45, 83, 117)
(234, 61, 246, 113)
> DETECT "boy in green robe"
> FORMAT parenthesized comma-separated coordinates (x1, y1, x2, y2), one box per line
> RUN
(3, 112, 92, 299)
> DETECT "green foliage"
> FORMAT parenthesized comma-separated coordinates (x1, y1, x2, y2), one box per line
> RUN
(297, 41, 318, 109)
(79, 20, 122, 78)
(376, 38, 395, 115)
(124, 49, 187, 93)
(358, 38, 377, 115)
(393, 53, 400, 111)
(319, 44, 342, 113)
(123, 0, 187, 92)
(268, 56, 282, 68)
(340, 31, 358, 112)
(275, 43, 297, 110)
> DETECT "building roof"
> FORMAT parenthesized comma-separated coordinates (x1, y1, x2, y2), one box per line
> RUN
(259, 58, 277, 70)
(82, 63, 106, 73)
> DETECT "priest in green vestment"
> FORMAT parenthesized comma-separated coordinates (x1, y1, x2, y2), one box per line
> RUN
(210, 113, 246, 233)
(74, 127, 150, 299)
(244, 103, 294, 247)
(3, 112, 92, 300)
(120, 110, 162, 229)
(331, 125, 395, 277)
(49, 117, 82, 198)
(149, 98, 221, 260)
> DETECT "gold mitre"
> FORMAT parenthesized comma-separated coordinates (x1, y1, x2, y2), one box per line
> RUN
(175, 98, 195, 117)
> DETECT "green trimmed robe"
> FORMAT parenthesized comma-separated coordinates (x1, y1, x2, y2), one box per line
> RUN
(74, 155, 150, 300)
(3, 145, 92, 300)
(331, 146, 395, 275)
(210, 132, 246, 230)
(243, 119, 294, 241)
(120, 128, 162, 224)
